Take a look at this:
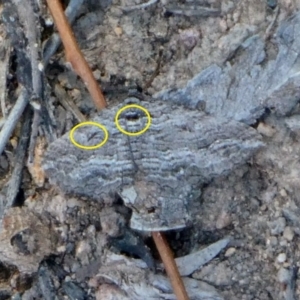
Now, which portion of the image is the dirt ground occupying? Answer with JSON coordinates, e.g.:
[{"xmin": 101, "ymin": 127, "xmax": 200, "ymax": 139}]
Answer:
[{"xmin": 2, "ymin": 0, "xmax": 300, "ymax": 299}]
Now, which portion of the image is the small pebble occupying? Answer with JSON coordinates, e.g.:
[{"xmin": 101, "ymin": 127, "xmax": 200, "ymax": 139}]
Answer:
[
  {"xmin": 279, "ymin": 239, "xmax": 288, "ymax": 247},
  {"xmin": 279, "ymin": 189, "xmax": 287, "ymax": 197},
  {"xmin": 57, "ymin": 245, "xmax": 66, "ymax": 253},
  {"xmin": 266, "ymin": 236, "xmax": 278, "ymax": 246},
  {"xmin": 114, "ymin": 26, "xmax": 123, "ymax": 37},
  {"xmin": 268, "ymin": 217, "xmax": 286, "ymax": 235},
  {"xmin": 76, "ymin": 240, "xmax": 91, "ymax": 265},
  {"xmin": 260, "ymin": 204, "xmax": 267, "ymax": 211},
  {"xmin": 93, "ymin": 69, "xmax": 102, "ymax": 80},
  {"xmin": 257, "ymin": 122, "xmax": 276, "ymax": 137},
  {"xmin": 11, "ymin": 294, "xmax": 22, "ymax": 300},
  {"xmin": 62, "ymin": 281, "xmax": 87, "ymax": 300},
  {"xmin": 88, "ymin": 278, "xmax": 98, "ymax": 288},
  {"xmin": 283, "ymin": 226, "xmax": 294, "ymax": 241},
  {"xmin": 216, "ymin": 211, "xmax": 232, "ymax": 229},
  {"xmin": 44, "ymin": 17, "xmax": 53, "ymax": 26},
  {"xmin": 277, "ymin": 253, "xmax": 287, "ymax": 263},
  {"xmin": 70, "ymin": 262, "xmax": 80, "ymax": 273},
  {"xmin": 225, "ymin": 247, "xmax": 236, "ymax": 257}
]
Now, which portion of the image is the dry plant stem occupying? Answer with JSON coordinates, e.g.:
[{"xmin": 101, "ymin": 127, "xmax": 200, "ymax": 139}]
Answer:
[
  {"xmin": 14, "ymin": 0, "xmax": 43, "ymax": 98},
  {"xmin": 121, "ymin": 0, "xmax": 159, "ymax": 11},
  {"xmin": 54, "ymin": 84, "xmax": 86, "ymax": 122},
  {"xmin": 152, "ymin": 231, "xmax": 189, "ymax": 300},
  {"xmin": 43, "ymin": 0, "xmax": 84, "ymax": 66},
  {"xmin": 166, "ymin": 6, "xmax": 220, "ymax": 17},
  {"xmin": 45, "ymin": 0, "xmax": 107, "ymax": 110},
  {"xmin": 0, "ymin": 88, "xmax": 29, "ymax": 156},
  {"xmin": 5, "ymin": 107, "xmax": 32, "ymax": 211},
  {"xmin": 27, "ymin": 104, "xmax": 41, "ymax": 164},
  {"xmin": 0, "ymin": 39, "xmax": 11, "ymax": 119},
  {"xmin": 264, "ymin": 5, "xmax": 279, "ymax": 40}
]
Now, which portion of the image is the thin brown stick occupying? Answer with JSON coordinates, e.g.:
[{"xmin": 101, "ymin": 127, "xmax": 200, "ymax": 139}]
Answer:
[
  {"xmin": 152, "ymin": 231, "xmax": 189, "ymax": 300},
  {"xmin": 45, "ymin": 0, "xmax": 107, "ymax": 110},
  {"xmin": 46, "ymin": 2, "xmax": 186, "ymax": 299}
]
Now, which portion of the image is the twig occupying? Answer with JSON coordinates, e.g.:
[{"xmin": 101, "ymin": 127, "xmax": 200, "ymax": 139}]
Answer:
[
  {"xmin": 27, "ymin": 101, "xmax": 42, "ymax": 164},
  {"xmin": 0, "ymin": 88, "xmax": 29, "ymax": 156},
  {"xmin": 143, "ymin": 47, "xmax": 163, "ymax": 90},
  {"xmin": 13, "ymin": 0, "xmax": 43, "ymax": 99},
  {"xmin": 11, "ymin": 0, "xmax": 56, "ymax": 163},
  {"xmin": 54, "ymin": 84, "xmax": 86, "ymax": 122},
  {"xmin": 45, "ymin": 0, "xmax": 107, "ymax": 110},
  {"xmin": 152, "ymin": 231, "xmax": 189, "ymax": 300},
  {"xmin": 44, "ymin": 2, "xmax": 186, "ymax": 299},
  {"xmin": 0, "ymin": 39, "xmax": 11, "ymax": 119},
  {"xmin": 43, "ymin": 0, "xmax": 84, "ymax": 66},
  {"xmin": 166, "ymin": 6, "xmax": 221, "ymax": 17},
  {"xmin": 173, "ymin": 237, "xmax": 230, "ymax": 276},
  {"xmin": 5, "ymin": 107, "xmax": 32, "ymax": 210},
  {"xmin": 121, "ymin": 0, "xmax": 159, "ymax": 11},
  {"xmin": 264, "ymin": 5, "xmax": 279, "ymax": 40}
]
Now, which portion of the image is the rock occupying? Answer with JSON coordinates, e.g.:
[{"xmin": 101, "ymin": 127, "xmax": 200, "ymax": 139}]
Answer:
[
  {"xmin": 279, "ymin": 189, "xmax": 287, "ymax": 197},
  {"xmin": 0, "ymin": 207, "xmax": 57, "ymax": 274},
  {"xmin": 216, "ymin": 211, "xmax": 232, "ymax": 229},
  {"xmin": 96, "ymin": 284, "xmax": 129, "ymax": 300},
  {"xmin": 224, "ymin": 247, "xmax": 236, "ymax": 257},
  {"xmin": 75, "ymin": 240, "xmax": 91, "ymax": 265},
  {"xmin": 257, "ymin": 122, "xmax": 276, "ymax": 137},
  {"xmin": 277, "ymin": 253, "xmax": 287, "ymax": 263},
  {"xmin": 193, "ymin": 262, "xmax": 234, "ymax": 286},
  {"xmin": 268, "ymin": 217, "xmax": 286, "ymax": 235},
  {"xmin": 283, "ymin": 226, "xmax": 294, "ymax": 241},
  {"xmin": 62, "ymin": 281, "xmax": 88, "ymax": 300}
]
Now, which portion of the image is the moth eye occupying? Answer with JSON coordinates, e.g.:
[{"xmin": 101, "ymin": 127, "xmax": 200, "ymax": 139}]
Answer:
[{"xmin": 125, "ymin": 111, "xmax": 140, "ymax": 121}]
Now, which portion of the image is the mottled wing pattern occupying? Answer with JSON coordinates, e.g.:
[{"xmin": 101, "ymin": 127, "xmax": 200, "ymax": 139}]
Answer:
[
  {"xmin": 43, "ymin": 99, "xmax": 263, "ymax": 230},
  {"xmin": 116, "ymin": 101, "xmax": 263, "ymax": 230},
  {"xmin": 43, "ymin": 105, "xmax": 136, "ymax": 199}
]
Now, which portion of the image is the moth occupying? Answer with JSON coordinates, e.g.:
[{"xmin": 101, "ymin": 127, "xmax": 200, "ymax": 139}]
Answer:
[
  {"xmin": 43, "ymin": 13, "xmax": 300, "ymax": 232},
  {"xmin": 42, "ymin": 98, "xmax": 263, "ymax": 231}
]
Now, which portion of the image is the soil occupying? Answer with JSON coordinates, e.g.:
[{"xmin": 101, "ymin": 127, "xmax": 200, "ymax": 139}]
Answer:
[{"xmin": 1, "ymin": 0, "xmax": 300, "ymax": 299}]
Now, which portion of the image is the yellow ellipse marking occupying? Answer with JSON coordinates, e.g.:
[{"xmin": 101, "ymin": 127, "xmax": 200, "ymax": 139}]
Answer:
[
  {"xmin": 69, "ymin": 121, "xmax": 109, "ymax": 150},
  {"xmin": 115, "ymin": 104, "xmax": 151, "ymax": 136}
]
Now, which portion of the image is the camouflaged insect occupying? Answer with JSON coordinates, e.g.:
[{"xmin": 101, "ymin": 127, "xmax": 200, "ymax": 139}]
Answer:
[
  {"xmin": 42, "ymin": 12, "xmax": 300, "ymax": 231},
  {"xmin": 42, "ymin": 98, "xmax": 263, "ymax": 231}
]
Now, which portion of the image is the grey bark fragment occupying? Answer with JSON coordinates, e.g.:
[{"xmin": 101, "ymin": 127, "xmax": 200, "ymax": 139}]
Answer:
[
  {"xmin": 4, "ymin": 107, "xmax": 32, "ymax": 212},
  {"xmin": 284, "ymin": 115, "xmax": 300, "ymax": 135},
  {"xmin": 155, "ymin": 13, "xmax": 300, "ymax": 125},
  {"xmin": 97, "ymin": 252, "xmax": 224, "ymax": 300},
  {"xmin": 174, "ymin": 238, "xmax": 231, "ymax": 276},
  {"xmin": 0, "ymin": 38, "xmax": 11, "ymax": 120},
  {"xmin": 62, "ymin": 281, "xmax": 88, "ymax": 300},
  {"xmin": 0, "ymin": 89, "xmax": 29, "ymax": 156},
  {"xmin": 37, "ymin": 264, "xmax": 56, "ymax": 300}
]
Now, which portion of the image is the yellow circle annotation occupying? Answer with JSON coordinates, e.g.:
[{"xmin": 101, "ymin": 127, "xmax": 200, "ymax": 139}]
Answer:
[
  {"xmin": 115, "ymin": 104, "xmax": 151, "ymax": 136},
  {"xmin": 69, "ymin": 121, "xmax": 109, "ymax": 150}
]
